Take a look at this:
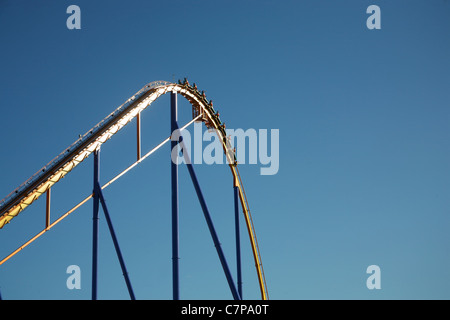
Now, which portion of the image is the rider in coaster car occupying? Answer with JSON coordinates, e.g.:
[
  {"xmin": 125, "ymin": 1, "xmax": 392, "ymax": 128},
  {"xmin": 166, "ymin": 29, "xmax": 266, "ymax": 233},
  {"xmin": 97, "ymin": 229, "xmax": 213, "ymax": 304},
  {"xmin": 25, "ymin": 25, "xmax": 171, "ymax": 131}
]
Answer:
[
  {"xmin": 208, "ymin": 100, "xmax": 215, "ymax": 113},
  {"xmin": 201, "ymin": 91, "xmax": 209, "ymax": 104}
]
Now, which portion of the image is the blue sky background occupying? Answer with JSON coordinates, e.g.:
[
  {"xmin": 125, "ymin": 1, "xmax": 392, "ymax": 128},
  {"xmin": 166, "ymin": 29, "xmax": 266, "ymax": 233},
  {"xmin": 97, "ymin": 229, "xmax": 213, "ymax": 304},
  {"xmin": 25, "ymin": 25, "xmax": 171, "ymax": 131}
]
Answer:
[{"xmin": 0, "ymin": 0, "xmax": 449, "ymax": 300}]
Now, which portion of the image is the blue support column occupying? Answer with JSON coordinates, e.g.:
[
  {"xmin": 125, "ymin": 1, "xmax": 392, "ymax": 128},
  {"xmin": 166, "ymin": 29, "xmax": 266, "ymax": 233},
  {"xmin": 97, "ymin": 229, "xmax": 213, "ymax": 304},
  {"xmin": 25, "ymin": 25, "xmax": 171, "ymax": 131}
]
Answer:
[
  {"xmin": 171, "ymin": 92, "xmax": 180, "ymax": 300},
  {"xmin": 92, "ymin": 147, "xmax": 136, "ymax": 300},
  {"xmin": 92, "ymin": 149, "xmax": 100, "ymax": 300},
  {"xmin": 234, "ymin": 181, "xmax": 243, "ymax": 299},
  {"xmin": 173, "ymin": 121, "xmax": 241, "ymax": 300},
  {"xmin": 97, "ymin": 187, "xmax": 136, "ymax": 300}
]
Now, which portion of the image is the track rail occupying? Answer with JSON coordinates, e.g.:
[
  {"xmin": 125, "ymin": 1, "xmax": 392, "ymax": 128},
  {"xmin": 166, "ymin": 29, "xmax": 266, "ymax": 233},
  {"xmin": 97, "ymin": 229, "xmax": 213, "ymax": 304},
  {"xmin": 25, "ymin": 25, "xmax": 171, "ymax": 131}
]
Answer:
[{"xmin": 0, "ymin": 80, "xmax": 268, "ymax": 299}]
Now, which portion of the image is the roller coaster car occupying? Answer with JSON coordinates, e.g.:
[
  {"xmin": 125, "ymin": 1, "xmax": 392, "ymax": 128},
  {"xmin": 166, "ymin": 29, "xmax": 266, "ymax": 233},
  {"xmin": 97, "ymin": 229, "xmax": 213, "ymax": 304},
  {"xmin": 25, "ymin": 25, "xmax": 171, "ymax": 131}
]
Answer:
[
  {"xmin": 198, "ymin": 90, "xmax": 208, "ymax": 105},
  {"xmin": 204, "ymin": 105, "xmax": 213, "ymax": 116},
  {"xmin": 193, "ymin": 83, "xmax": 198, "ymax": 90}
]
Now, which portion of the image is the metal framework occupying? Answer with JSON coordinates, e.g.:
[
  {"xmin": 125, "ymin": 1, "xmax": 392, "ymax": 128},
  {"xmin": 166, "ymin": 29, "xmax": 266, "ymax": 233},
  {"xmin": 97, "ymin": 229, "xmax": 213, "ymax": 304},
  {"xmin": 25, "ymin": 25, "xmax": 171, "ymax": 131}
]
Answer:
[{"xmin": 0, "ymin": 80, "xmax": 268, "ymax": 300}]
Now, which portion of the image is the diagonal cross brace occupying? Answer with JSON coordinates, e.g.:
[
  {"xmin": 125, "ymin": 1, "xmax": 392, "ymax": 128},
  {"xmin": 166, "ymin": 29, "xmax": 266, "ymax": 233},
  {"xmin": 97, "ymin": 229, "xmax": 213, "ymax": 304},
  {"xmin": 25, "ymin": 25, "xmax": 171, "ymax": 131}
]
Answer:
[
  {"xmin": 92, "ymin": 149, "xmax": 136, "ymax": 300},
  {"xmin": 172, "ymin": 120, "xmax": 241, "ymax": 300}
]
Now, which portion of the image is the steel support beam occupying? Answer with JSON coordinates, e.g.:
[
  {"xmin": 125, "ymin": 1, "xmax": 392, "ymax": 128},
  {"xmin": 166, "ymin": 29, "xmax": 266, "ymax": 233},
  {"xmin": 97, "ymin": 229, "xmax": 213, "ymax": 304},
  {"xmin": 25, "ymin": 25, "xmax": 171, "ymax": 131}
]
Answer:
[
  {"xmin": 97, "ymin": 185, "xmax": 136, "ymax": 300},
  {"xmin": 45, "ymin": 188, "xmax": 51, "ymax": 230},
  {"xmin": 92, "ymin": 147, "xmax": 136, "ymax": 300},
  {"xmin": 171, "ymin": 92, "xmax": 180, "ymax": 300},
  {"xmin": 173, "ymin": 121, "xmax": 241, "ymax": 300},
  {"xmin": 92, "ymin": 149, "xmax": 100, "ymax": 300}
]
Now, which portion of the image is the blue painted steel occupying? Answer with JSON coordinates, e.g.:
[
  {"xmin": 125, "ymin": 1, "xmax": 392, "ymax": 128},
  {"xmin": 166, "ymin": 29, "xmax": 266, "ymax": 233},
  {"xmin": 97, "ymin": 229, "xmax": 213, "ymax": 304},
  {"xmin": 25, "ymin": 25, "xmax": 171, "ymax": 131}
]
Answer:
[
  {"xmin": 92, "ymin": 149, "xmax": 100, "ymax": 300},
  {"xmin": 91, "ymin": 148, "xmax": 136, "ymax": 300},
  {"xmin": 97, "ymin": 187, "xmax": 136, "ymax": 300},
  {"xmin": 234, "ymin": 184, "xmax": 243, "ymax": 298},
  {"xmin": 171, "ymin": 92, "xmax": 180, "ymax": 300},
  {"xmin": 172, "ymin": 121, "xmax": 241, "ymax": 300}
]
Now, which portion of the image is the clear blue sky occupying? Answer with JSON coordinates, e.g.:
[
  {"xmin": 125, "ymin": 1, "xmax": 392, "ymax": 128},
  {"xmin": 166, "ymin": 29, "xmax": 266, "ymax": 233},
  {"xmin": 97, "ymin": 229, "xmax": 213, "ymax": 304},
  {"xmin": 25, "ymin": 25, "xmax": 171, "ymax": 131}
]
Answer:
[{"xmin": 0, "ymin": 0, "xmax": 449, "ymax": 300}]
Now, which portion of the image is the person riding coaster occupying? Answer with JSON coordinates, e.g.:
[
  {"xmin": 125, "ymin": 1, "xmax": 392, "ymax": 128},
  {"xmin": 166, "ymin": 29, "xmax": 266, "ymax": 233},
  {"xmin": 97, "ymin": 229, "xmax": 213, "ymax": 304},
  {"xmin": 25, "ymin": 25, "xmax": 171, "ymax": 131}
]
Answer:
[{"xmin": 207, "ymin": 100, "xmax": 215, "ymax": 113}]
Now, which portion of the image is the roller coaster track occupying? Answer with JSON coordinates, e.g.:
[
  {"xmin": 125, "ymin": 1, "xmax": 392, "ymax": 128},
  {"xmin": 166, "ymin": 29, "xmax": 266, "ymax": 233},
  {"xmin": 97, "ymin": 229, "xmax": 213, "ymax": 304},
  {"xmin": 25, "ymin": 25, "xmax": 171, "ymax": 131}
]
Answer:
[{"xmin": 0, "ymin": 80, "xmax": 268, "ymax": 300}]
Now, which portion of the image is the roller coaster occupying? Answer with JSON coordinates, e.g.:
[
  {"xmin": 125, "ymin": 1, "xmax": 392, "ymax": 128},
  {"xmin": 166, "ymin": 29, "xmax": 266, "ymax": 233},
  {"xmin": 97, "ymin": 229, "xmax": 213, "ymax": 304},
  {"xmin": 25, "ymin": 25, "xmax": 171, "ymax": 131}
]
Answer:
[{"xmin": 0, "ymin": 80, "xmax": 268, "ymax": 300}]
